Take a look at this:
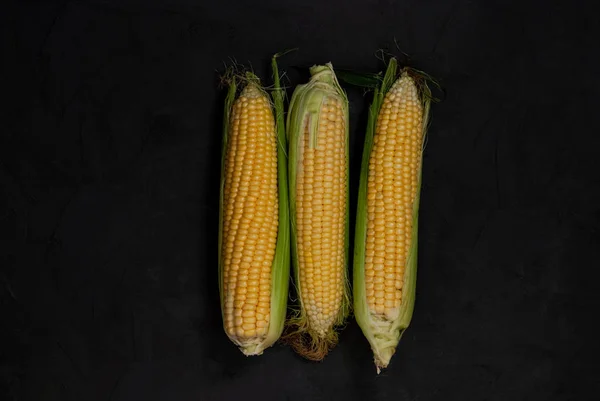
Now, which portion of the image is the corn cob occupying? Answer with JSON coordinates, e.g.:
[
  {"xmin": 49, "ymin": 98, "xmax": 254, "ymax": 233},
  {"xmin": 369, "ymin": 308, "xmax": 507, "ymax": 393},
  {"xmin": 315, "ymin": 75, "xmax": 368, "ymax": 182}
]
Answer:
[
  {"xmin": 354, "ymin": 58, "xmax": 432, "ymax": 371},
  {"xmin": 218, "ymin": 59, "xmax": 290, "ymax": 356},
  {"xmin": 286, "ymin": 63, "xmax": 350, "ymax": 360}
]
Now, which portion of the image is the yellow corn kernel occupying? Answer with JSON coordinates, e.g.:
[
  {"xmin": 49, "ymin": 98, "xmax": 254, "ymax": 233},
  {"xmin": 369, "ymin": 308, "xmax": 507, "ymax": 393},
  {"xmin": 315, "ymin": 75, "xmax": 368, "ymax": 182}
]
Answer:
[
  {"xmin": 296, "ymin": 95, "xmax": 347, "ymax": 337},
  {"xmin": 286, "ymin": 63, "xmax": 350, "ymax": 361},
  {"xmin": 354, "ymin": 58, "xmax": 433, "ymax": 372},
  {"xmin": 222, "ymin": 82, "xmax": 278, "ymax": 343},
  {"xmin": 364, "ymin": 73, "xmax": 423, "ymax": 320}
]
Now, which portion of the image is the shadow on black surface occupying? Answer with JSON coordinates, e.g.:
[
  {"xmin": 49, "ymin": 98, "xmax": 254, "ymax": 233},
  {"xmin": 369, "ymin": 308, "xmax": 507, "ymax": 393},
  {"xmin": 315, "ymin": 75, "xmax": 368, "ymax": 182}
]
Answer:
[
  {"xmin": 197, "ymin": 71, "xmax": 238, "ymax": 368},
  {"xmin": 343, "ymin": 81, "xmax": 379, "ymax": 400}
]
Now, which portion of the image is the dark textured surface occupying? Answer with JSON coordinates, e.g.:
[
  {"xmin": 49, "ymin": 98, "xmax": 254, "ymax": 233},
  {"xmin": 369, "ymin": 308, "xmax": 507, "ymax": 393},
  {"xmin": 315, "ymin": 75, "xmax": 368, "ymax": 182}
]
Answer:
[{"xmin": 2, "ymin": 0, "xmax": 600, "ymax": 400}]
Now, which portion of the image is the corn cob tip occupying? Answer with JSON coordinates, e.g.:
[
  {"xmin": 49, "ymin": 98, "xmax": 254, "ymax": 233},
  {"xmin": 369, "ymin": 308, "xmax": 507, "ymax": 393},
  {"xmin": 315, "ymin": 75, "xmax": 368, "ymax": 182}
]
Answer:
[
  {"xmin": 373, "ymin": 345, "xmax": 396, "ymax": 373},
  {"xmin": 237, "ymin": 341, "xmax": 266, "ymax": 357},
  {"xmin": 359, "ymin": 316, "xmax": 408, "ymax": 372},
  {"xmin": 307, "ymin": 62, "xmax": 336, "ymax": 84}
]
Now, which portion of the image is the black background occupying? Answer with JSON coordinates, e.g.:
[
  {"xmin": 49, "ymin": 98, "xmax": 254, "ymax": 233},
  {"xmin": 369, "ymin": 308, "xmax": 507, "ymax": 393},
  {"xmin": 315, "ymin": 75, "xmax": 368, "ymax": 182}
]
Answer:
[{"xmin": 3, "ymin": 0, "xmax": 600, "ymax": 400}]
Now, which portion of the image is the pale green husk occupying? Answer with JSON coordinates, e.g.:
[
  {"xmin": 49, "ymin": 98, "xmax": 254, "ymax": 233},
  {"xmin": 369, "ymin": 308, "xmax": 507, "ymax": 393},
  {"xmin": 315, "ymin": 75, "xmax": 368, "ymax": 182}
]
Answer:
[
  {"xmin": 217, "ymin": 58, "xmax": 290, "ymax": 356},
  {"xmin": 285, "ymin": 63, "xmax": 351, "ymax": 360},
  {"xmin": 353, "ymin": 58, "xmax": 432, "ymax": 372}
]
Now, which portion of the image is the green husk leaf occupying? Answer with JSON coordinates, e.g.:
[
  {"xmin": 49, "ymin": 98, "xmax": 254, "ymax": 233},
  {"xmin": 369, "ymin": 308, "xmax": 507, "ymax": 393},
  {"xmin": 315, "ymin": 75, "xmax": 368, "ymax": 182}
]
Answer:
[
  {"xmin": 217, "ymin": 61, "xmax": 290, "ymax": 356},
  {"xmin": 353, "ymin": 58, "xmax": 432, "ymax": 372},
  {"xmin": 261, "ymin": 53, "xmax": 292, "ymax": 354},
  {"xmin": 285, "ymin": 63, "xmax": 351, "ymax": 361},
  {"xmin": 218, "ymin": 73, "xmax": 237, "ymax": 316},
  {"xmin": 335, "ymin": 69, "xmax": 382, "ymax": 89}
]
